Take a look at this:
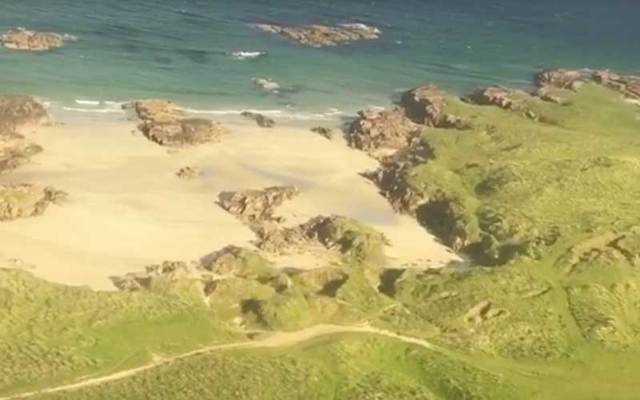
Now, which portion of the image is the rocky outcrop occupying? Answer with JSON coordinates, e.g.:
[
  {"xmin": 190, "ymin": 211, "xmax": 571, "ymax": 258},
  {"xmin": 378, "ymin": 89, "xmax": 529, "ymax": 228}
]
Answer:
[
  {"xmin": 256, "ymin": 215, "xmax": 388, "ymax": 265},
  {"xmin": 347, "ymin": 107, "xmax": 419, "ymax": 159},
  {"xmin": 535, "ymin": 69, "xmax": 586, "ymax": 90},
  {"xmin": 534, "ymin": 85, "xmax": 574, "ymax": 105},
  {"xmin": 129, "ymin": 99, "xmax": 186, "ymax": 123},
  {"xmin": 254, "ymin": 23, "xmax": 381, "ymax": 47},
  {"xmin": 0, "ymin": 184, "xmax": 66, "ymax": 221},
  {"xmin": 0, "ymin": 95, "xmax": 49, "ymax": 174},
  {"xmin": 128, "ymin": 99, "xmax": 225, "ymax": 146},
  {"xmin": 470, "ymin": 86, "xmax": 539, "ymax": 118},
  {"xmin": 241, "ymin": 111, "xmax": 275, "ymax": 128},
  {"xmin": 1, "ymin": 28, "xmax": 76, "ymax": 51},
  {"xmin": 217, "ymin": 186, "xmax": 298, "ymax": 227},
  {"xmin": 0, "ymin": 95, "xmax": 50, "ymax": 130},
  {"xmin": 111, "ymin": 246, "xmax": 276, "ymax": 292},
  {"xmin": 592, "ymin": 70, "xmax": 640, "ymax": 99},
  {"xmin": 400, "ymin": 85, "xmax": 465, "ymax": 128}
]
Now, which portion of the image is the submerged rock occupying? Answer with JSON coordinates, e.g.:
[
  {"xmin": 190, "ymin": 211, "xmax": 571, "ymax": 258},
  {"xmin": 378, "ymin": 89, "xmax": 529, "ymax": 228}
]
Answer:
[
  {"xmin": 128, "ymin": 99, "xmax": 225, "ymax": 146},
  {"xmin": 241, "ymin": 111, "xmax": 275, "ymax": 128},
  {"xmin": 347, "ymin": 107, "xmax": 419, "ymax": 159},
  {"xmin": 0, "ymin": 184, "xmax": 66, "ymax": 221},
  {"xmin": 217, "ymin": 186, "xmax": 299, "ymax": 226},
  {"xmin": 254, "ymin": 23, "xmax": 381, "ymax": 47},
  {"xmin": 1, "ymin": 28, "xmax": 75, "ymax": 51},
  {"xmin": 253, "ymin": 78, "xmax": 281, "ymax": 93}
]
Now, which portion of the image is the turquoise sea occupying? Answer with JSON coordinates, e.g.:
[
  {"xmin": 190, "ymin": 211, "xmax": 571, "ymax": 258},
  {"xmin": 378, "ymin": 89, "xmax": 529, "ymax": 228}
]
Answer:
[{"xmin": 1, "ymin": 0, "xmax": 639, "ymax": 118}]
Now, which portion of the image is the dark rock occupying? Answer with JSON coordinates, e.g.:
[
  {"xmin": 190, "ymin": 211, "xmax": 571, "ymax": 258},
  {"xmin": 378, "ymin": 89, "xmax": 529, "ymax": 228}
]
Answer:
[
  {"xmin": 241, "ymin": 111, "xmax": 275, "ymax": 128},
  {"xmin": 310, "ymin": 126, "xmax": 333, "ymax": 140}
]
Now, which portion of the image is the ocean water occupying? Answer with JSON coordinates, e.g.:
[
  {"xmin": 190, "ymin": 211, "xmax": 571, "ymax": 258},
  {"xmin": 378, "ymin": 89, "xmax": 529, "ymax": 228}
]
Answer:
[{"xmin": 0, "ymin": 0, "xmax": 638, "ymax": 118}]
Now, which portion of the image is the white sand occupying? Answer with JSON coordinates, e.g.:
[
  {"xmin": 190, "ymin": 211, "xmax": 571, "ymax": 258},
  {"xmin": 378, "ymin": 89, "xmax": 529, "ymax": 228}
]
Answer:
[{"xmin": 0, "ymin": 115, "xmax": 458, "ymax": 290}]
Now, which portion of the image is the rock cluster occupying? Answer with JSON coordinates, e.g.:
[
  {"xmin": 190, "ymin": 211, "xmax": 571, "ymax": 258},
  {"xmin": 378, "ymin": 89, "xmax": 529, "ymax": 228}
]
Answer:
[
  {"xmin": 0, "ymin": 184, "xmax": 66, "ymax": 221},
  {"xmin": 536, "ymin": 68, "xmax": 640, "ymax": 100},
  {"xmin": 111, "ymin": 246, "xmax": 271, "ymax": 292},
  {"xmin": 241, "ymin": 111, "xmax": 275, "ymax": 128},
  {"xmin": 0, "ymin": 95, "xmax": 49, "ymax": 174},
  {"xmin": 347, "ymin": 107, "xmax": 419, "ymax": 159},
  {"xmin": 254, "ymin": 23, "xmax": 381, "ymax": 47},
  {"xmin": 217, "ymin": 186, "xmax": 299, "ymax": 227},
  {"xmin": 128, "ymin": 99, "xmax": 226, "ymax": 146},
  {"xmin": 1, "ymin": 28, "xmax": 75, "ymax": 51}
]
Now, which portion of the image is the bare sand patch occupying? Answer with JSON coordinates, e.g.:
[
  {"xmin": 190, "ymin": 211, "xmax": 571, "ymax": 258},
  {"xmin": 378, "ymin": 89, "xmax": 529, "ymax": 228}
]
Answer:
[{"xmin": 0, "ymin": 115, "xmax": 458, "ymax": 289}]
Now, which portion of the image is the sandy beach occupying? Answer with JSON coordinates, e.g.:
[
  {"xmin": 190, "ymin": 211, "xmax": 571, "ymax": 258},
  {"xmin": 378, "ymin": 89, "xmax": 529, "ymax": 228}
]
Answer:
[{"xmin": 0, "ymin": 112, "xmax": 458, "ymax": 290}]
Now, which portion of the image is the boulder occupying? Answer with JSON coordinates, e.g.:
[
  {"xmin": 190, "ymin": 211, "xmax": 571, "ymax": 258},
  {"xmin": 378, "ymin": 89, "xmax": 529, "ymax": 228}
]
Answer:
[
  {"xmin": 241, "ymin": 111, "xmax": 275, "ymax": 128},
  {"xmin": 128, "ymin": 99, "xmax": 225, "ymax": 146},
  {"xmin": 1, "ymin": 28, "xmax": 75, "ymax": 51},
  {"xmin": 0, "ymin": 184, "xmax": 66, "ymax": 221},
  {"xmin": 217, "ymin": 186, "xmax": 298, "ymax": 226},
  {"xmin": 254, "ymin": 23, "xmax": 381, "ymax": 48},
  {"xmin": 347, "ymin": 107, "xmax": 419, "ymax": 159}
]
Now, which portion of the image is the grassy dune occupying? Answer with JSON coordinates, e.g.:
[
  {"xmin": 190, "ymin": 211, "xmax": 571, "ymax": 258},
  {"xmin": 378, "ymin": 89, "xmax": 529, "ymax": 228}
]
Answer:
[{"xmin": 2, "ymin": 83, "xmax": 640, "ymax": 399}]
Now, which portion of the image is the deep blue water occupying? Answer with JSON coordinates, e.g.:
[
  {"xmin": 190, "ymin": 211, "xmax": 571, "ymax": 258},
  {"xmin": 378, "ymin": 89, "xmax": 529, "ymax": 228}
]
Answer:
[{"xmin": 0, "ymin": 0, "xmax": 639, "ymax": 118}]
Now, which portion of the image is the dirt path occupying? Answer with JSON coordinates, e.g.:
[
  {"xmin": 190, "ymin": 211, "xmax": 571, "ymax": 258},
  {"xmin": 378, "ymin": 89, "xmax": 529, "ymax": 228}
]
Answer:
[{"xmin": 2, "ymin": 324, "xmax": 435, "ymax": 399}]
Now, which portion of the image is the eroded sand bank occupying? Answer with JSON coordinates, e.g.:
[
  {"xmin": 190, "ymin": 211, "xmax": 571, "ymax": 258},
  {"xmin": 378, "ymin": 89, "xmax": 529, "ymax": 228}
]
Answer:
[{"xmin": 0, "ymin": 115, "xmax": 458, "ymax": 289}]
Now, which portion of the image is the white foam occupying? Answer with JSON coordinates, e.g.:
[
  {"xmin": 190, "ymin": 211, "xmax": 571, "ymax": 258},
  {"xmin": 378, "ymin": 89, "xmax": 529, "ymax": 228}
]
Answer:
[
  {"xmin": 74, "ymin": 99, "xmax": 101, "ymax": 106},
  {"xmin": 231, "ymin": 51, "xmax": 267, "ymax": 60},
  {"xmin": 62, "ymin": 106, "xmax": 123, "ymax": 114},
  {"xmin": 340, "ymin": 23, "xmax": 382, "ymax": 34}
]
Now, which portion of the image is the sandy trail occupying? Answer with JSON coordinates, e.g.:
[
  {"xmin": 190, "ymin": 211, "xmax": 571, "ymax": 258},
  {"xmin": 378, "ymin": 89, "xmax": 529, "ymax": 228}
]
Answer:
[
  {"xmin": 0, "ymin": 114, "xmax": 458, "ymax": 289},
  {"xmin": 0, "ymin": 324, "xmax": 436, "ymax": 399}
]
